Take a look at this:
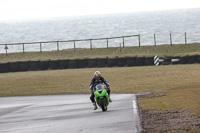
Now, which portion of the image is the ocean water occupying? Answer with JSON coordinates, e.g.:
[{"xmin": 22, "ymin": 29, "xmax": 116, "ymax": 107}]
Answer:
[{"xmin": 0, "ymin": 8, "xmax": 200, "ymax": 53}]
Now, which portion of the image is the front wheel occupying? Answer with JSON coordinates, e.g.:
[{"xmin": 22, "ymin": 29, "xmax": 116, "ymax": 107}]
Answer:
[{"xmin": 99, "ymin": 97, "xmax": 107, "ymax": 111}]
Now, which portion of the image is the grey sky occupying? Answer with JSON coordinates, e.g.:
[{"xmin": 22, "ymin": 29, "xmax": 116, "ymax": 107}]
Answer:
[{"xmin": 0, "ymin": 0, "xmax": 200, "ymax": 21}]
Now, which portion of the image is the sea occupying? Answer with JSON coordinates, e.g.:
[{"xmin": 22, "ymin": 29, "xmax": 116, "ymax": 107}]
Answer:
[{"xmin": 0, "ymin": 8, "xmax": 200, "ymax": 53}]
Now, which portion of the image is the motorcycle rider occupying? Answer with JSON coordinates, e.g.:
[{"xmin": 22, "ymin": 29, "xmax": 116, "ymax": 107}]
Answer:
[{"xmin": 90, "ymin": 71, "xmax": 112, "ymax": 110}]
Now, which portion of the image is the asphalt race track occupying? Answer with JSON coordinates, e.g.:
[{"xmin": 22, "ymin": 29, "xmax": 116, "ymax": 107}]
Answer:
[{"xmin": 0, "ymin": 94, "xmax": 141, "ymax": 133}]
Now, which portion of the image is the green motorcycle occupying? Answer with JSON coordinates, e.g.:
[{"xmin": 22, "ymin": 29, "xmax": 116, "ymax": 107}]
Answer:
[{"xmin": 94, "ymin": 84, "xmax": 109, "ymax": 111}]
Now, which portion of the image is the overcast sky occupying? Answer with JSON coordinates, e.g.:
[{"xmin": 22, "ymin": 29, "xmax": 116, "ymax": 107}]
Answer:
[{"xmin": 0, "ymin": 0, "xmax": 200, "ymax": 21}]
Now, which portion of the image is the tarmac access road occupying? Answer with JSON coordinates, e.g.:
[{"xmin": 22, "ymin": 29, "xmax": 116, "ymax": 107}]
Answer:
[{"xmin": 0, "ymin": 94, "xmax": 142, "ymax": 133}]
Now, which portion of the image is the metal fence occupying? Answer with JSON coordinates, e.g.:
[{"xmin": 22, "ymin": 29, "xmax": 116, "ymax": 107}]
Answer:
[
  {"xmin": 0, "ymin": 32, "xmax": 198, "ymax": 55},
  {"xmin": 0, "ymin": 35, "xmax": 140, "ymax": 55},
  {"xmin": 153, "ymin": 32, "xmax": 188, "ymax": 46}
]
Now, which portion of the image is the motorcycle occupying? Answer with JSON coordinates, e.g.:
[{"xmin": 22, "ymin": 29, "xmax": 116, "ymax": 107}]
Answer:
[{"xmin": 94, "ymin": 84, "xmax": 109, "ymax": 111}]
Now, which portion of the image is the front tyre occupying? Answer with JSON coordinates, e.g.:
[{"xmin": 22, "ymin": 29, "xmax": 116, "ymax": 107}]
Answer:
[{"xmin": 99, "ymin": 97, "xmax": 107, "ymax": 111}]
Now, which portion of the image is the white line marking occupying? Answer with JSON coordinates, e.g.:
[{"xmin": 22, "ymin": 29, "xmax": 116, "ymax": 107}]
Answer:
[{"xmin": 132, "ymin": 94, "xmax": 142, "ymax": 133}]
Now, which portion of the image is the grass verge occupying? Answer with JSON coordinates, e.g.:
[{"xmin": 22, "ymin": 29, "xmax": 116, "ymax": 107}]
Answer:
[
  {"xmin": 0, "ymin": 43, "xmax": 200, "ymax": 63},
  {"xmin": 0, "ymin": 64, "xmax": 199, "ymax": 115},
  {"xmin": 1, "ymin": 43, "xmax": 200, "ymax": 132}
]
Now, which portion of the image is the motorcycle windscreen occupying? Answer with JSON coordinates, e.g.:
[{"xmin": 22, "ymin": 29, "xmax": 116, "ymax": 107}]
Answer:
[{"xmin": 95, "ymin": 84, "xmax": 105, "ymax": 90}]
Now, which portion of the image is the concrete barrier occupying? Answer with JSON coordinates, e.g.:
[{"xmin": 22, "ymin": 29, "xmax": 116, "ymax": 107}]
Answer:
[
  {"xmin": 171, "ymin": 56, "xmax": 180, "ymax": 65},
  {"xmin": 145, "ymin": 56, "xmax": 154, "ymax": 66},
  {"xmin": 0, "ymin": 63, "xmax": 10, "ymax": 73},
  {"xmin": 180, "ymin": 55, "xmax": 188, "ymax": 64},
  {"xmin": 9, "ymin": 62, "xmax": 20, "ymax": 72},
  {"xmin": 158, "ymin": 57, "xmax": 164, "ymax": 65},
  {"xmin": 0, "ymin": 55, "xmax": 199, "ymax": 73},
  {"xmin": 68, "ymin": 59, "xmax": 78, "ymax": 69},
  {"xmin": 19, "ymin": 61, "xmax": 30, "ymax": 71},
  {"xmin": 30, "ymin": 61, "xmax": 40, "ymax": 71},
  {"xmin": 163, "ymin": 56, "xmax": 172, "ymax": 65},
  {"xmin": 59, "ymin": 60, "xmax": 68, "ymax": 69},
  {"xmin": 107, "ymin": 57, "xmax": 118, "ymax": 67},
  {"xmin": 117, "ymin": 57, "xmax": 127, "ymax": 67},
  {"xmin": 97, "ymin": 58, "xmax": 107, "ymax": 67},
  {"xmin": 198, "ymin": 55, "xmax": 200, "ymax": 63},
  {"xmin": 49, "ymin": 60, "xmax": 59, "ymax": 70},
  {"xmin": 78, "ymin": 59, "xmax": 88, "ymax": 68},
  {"xmin": 88, "ymin": 58, "xmax": 97, "ymax": 68},
  {"xmin": 127, "ymin": 56, "xmax": 137, "ymax": 66},
  {"xmin": 136, "ymin": 56, "xmax": 145, "ymax": 66},
  {"xmin": 39, "ymin": 60, "xmax": 50, "ymax": 70},
  {"xmin": 188, "ymin": 54, "xmax": 198, "ymax": 64}
]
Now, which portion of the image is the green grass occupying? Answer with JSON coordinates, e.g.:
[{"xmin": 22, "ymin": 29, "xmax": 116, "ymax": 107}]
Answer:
[
  {"xmin": 0, "ymin": 43, "xmax": 200, "ymax": 63},
  {"xmin": 0, "ymin": 64, "xmax": 200, "ymax": 114}
]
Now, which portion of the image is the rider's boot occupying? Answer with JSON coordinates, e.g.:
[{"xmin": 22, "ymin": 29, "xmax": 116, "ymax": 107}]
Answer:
[
  {"xmin": 109, "ymin": 95, "xmax": 112, "ymax": 103},
  {"xmin": 93, "ymin": 102, "xmax": 97, "ymax": 110}
]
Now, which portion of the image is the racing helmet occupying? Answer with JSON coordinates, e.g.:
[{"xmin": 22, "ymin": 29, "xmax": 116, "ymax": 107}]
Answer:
[{"xmin": 94, "ymin": 71, "xmax": 101, "ymax": 79}]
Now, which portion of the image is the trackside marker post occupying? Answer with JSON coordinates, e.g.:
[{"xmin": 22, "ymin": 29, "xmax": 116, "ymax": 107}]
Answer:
[{"xmin": 154, "ymin": 55, "xmax": 159, "ymax": 66}]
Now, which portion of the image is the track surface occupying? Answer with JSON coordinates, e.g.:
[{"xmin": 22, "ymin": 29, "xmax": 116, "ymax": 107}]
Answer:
[{"xmin": 0, "ymin": 94, "xmax": 141, "ymax": 133}]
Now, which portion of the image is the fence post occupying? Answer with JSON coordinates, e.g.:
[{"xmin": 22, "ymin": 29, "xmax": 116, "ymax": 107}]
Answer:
[
  {"xmin": 107, "ymin": 38, "xmax": 109, "ymax": 49},
  {"xmin": 40, "ymin": 43, "xmax": 42, "ymax": 53},
  {"xmin": 170, "ymin": 33, "xmax": 172, "ymax": 46},
  {"xmin": 4, "ymin": 45, "xmax": 8, "ymax": 55},
  {"xmin": 138, "ymin": 34, "xmax": 141, "ymax": 47},
  {"xmin": 74, "ymin": 41, "xmax": 76, "ymax": 51},
  {"xmin": 120, "ymin": 43, "xmax": 122, "ymax": 52},
  {"xmin": 23, "ymin": 43, "xmax": 25, "ymax": 54},
  {"xmin": 122, "ymin": 36, "xmax": 125, "ymax": 48},
  {"xmin": 57, "ymin": 41, "xmax": 59, "ymax": 51},
  {"xmin": 185, "ymin": 32, "xmax": 187, "ymax": 44},
  {"xmin": 154, "ymin": 34, "xmax": 157, "ymax": 46},
  {"xmin": 90, "ymin": 40, "xmax": 92, "ymax": 50}
]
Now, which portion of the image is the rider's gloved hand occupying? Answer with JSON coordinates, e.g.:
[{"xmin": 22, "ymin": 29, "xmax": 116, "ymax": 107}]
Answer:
[
  {"xmin": 107, "ymin": 86, "xmax": 110, "ymax": 90},
  {"xmin": 91, "ymin": 86, "xmax": 95, "ymax": 93}
]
